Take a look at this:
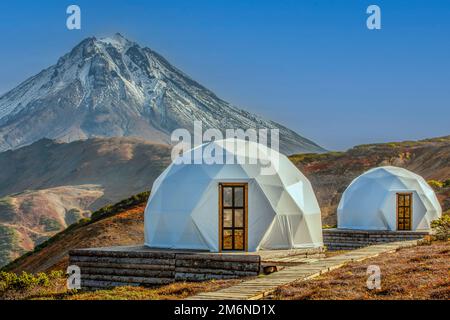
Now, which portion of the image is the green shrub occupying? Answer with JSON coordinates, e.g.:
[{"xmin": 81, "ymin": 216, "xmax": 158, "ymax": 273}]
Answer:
[
  {"xmin": 49, "ymin": 270, "xmax": 64, "ymax": 279},
  {"xmin": 289, "ymin": 152, "xmax": 344, "ymax": 164},
  {"xmin": 0, "ymin": 271, "xmax": 51, "ymax": 291},
  {"xmin": 90, "ymin": 191, "xmax": 150, "ymax": 221},
  {"xmin": 387, "ymin": 143, "xmax": 398, "ymax": 148},
  {"xmin": 65, "ymin": 209, "xmax": 83, "ymax": 226},
  {"xmin": 39, "ymin": 216, "xmax": 62, "ymax": 232},
  {"xmin": 0, "ymin": 197, "xmax": 15, "ymax": 222},
  {"xmin": 427, "ymin": 180, "xmax": 443, "ymax": 189},
  {"xmin": 0, "ymin": 226, "xmax": 21, "ymax": 267},
  {"xmin": 443, "ymin": 179, "xmax": 450, "ymax": 188},
  {"xmin": 431, "ymin": 215, "xmax": 450, "ymax": 241}
]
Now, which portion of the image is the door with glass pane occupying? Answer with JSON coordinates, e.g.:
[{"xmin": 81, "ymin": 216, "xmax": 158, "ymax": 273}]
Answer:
[
  {"xmin": 219, "ymin": 183, "xmax": 248, "ymax": 251},
  {"xmin": 397, "ymin": 193, "xmax": 412, "ymax": 230}
]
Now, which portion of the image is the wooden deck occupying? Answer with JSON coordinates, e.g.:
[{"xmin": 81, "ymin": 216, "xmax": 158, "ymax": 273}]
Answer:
[{"xmin": 186, "ymin": 240, "xmax": 420, "ymax": 300}]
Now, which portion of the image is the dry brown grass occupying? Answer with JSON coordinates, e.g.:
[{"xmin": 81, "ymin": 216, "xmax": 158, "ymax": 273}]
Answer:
[
  {"xmin": 65, "ymin": 280, "xmax": 242, "ymax": 300},
  {"xmin": 1, "ymin": 277, "xmax": 243, "ymax": 300},
  {"xmin": 269, "ymin": 241, "xmax": 450, "ymax": 300}
]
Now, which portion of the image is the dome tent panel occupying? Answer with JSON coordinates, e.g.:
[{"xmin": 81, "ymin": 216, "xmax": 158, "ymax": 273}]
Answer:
[
  {"xmin": 194, "ymin": 162, "xmax": 224, "ymax": 179},
  {"xmin": 254, "ymin": 183, "xmax": 285, "ymax": 209},
  {"xmin": 188, "ymin": 180, "xmax": 221, "ymax": 251},
  {"xmin": 259, "ymin": 214, "xmax": 321, "ymax": 249},
  {"xmin": 174, "ymin": 218, "xmax": 210, "ymax": 250},
  {"xmin": 211, "ymin": 163, "xmax": 250, "ymax": 180},
  {"xmin": 338, "ymin": 178, "xmax": 389, "ymax": 230},
  {"xmin": 258, "ymin": 216, "xmax": 292, "ymax": 250},
  {"xmin": 254, "ymin": 170, "xmax": 285, "ymax": 187},
  {"xmin": 286, "ymin": 181, "xmax": 306, "ymax": 209},
  {"xmin": 239, "ymin": 162, "xmax": 263, "ymax": 178},
  {"xmin": 246, "ymin": 180, "xmax": 279, "ymax": 251},
  {"xmin": 293, "ymin": 214, "xmax": 323, "ymax": 247},
  {"xmin": 276, "ymin": 155, "xmax": 309, "ymax": 187},
  {"xmin": 162, "ymin": 162, "xmax": 213, "ymax": 184},
  {"xmin": 272, "ymin": 189, "xmax": 307, "ymax": 216},
  {"xmin": 287, "ymin": 180, "xmax": 321, "ymax": 215},
  {"xmin": 410, "ymin": 192, "xmax": 429, "ymax": 230},
  {"xmin": 149, "ymin": 178, "xmax": 210, "ymax": 212},
  {"xmin": 146, "ymin": 211, "xmax": 178, "ymax": 248},
  {"xmin": 144, "ymin": 164, "xmax": 215, "ymax": 249}
]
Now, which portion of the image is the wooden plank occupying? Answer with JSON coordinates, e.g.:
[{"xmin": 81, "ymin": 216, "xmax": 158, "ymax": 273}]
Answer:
[
  {"xmin": 175, "ymin": 267, "xmax": 257, "ymax": 277},
  {"xmin": 175, "ymin": 259, "xmax": 260, "ymax": 272},
  {"xmin": 81, "ymin": 280, "xmax": 142, "ymax": 289},
  {"xmin": 81, "ymin": 274, "xmax": 174, "ymax": 285},
  {"xmin": 175, "ymin": 253, "xmax": 260, "ymax": 263},
  {"xmin": 80, "ymin": 267, "xmax": 174, "ymax": 278},
  {"xmin": 74, "ymin": 261, "xmax": 176, "ymax": 271},
  {"xmin": 70, "ymin": 255, "xmax": 176, "ymax": 265},
  {"xmin": 70, "ymin": 249, "xmax": 176, "ymax": 259},
  {"xmin": 175, "ymin": 272, "xmax": 240, "ymax": 281}
]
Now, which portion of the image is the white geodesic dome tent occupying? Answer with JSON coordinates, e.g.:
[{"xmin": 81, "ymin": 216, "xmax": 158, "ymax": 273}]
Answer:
[
  {"xmin": 337, "ymin": 166, "xmax": 442, "ymax": 231},
  {"xmin": 144, "ymin": 138, "xmax": 323, "ymax": 251}
]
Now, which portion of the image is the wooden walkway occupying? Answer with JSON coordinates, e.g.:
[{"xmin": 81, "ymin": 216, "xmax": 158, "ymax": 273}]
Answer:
[{"xmin": 186, "ymin": 240, "xmax": 419, "ymax": 300}]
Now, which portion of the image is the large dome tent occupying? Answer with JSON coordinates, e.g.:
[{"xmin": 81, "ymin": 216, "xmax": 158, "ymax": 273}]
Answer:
[
  {"xmin": 144, "ymin": 138, "xmax": 323, "ymax": 252},
  {"xmin": 337, "ymin": 166, "xmax": 442, "ymax": 231}
]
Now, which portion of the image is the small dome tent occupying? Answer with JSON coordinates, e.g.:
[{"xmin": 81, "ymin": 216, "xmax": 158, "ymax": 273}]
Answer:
[
  {"xmin": 144, "ymin": 138, "xmax": 323, "ymax": 252},
  {"xmin": 337, "ymin": 166, "xmax": 442, "ymax": 231}
]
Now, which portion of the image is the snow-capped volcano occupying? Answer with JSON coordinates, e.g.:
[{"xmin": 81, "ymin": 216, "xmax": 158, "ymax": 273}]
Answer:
[{"xmin": 0, "ymin": 33, "xmax": 325, "ymax": 154}]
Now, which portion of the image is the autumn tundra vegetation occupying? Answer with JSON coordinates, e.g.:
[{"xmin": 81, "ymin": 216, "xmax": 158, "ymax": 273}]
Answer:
[{"xmin": 0, "ymin": 196, "xmax": 448, "ymax": 300}]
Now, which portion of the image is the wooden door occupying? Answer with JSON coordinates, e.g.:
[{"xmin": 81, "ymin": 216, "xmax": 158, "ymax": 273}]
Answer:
[
  {"xmin": 397, "ymin": 193, "xmax": 412, "ymax": 230},
  {"xmin": 219, "ymin": 183, "xmax": 248, "ymax": 251}
]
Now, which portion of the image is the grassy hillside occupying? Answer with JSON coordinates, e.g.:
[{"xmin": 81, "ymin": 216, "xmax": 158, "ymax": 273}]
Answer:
[
  {"xmin": 2, "ymin": 192, "xmax": 150, "ymax": 273},
  {"xmin": 0, "ymin": 186, "xmax": 102, "ymax": 266},
  {"xmin": 0, "ymin": 137, "xmax": 172, "ymax": 267}
]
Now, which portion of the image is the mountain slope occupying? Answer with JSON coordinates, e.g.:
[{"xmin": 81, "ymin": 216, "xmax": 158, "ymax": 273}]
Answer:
[
  {"xmin": 0, "ymin": 137, "xmax": 171, "ymax": 200},
  {"xmin": 0, "ymin": 185, "xmax": 100, "ymax": 266},
  {"xmin": 3, "ymin": 194, "xmax": 148, "ymax": 273},
  {"xmin": 4, "ymin": 136, "xmax": 449, "ymax": 274},
  {"xmin": 0, "ymin": 33, "xmax": 324, "ymax": 155},
  {"xmin": 0, "ymin": 137, "xmax": 171, "ymax": 267}
]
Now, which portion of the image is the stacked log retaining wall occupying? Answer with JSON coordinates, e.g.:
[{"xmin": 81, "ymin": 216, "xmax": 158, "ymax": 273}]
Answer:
[
  {"xmin": 323, "ymin": 229, "xmax": 428, "ymax": 250},
  {"xmin": 69, "ymin": 247, "xmax": 260, "ymax": 290}
]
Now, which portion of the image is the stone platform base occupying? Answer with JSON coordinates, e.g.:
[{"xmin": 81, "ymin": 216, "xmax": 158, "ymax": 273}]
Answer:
[
  {"xmin": 69, "ymin": 246, "xmax": 261, "ymax": 290},
  {"xmin": 69, "ymin": 245, "xmax": 323, "ymax": 290},
  {"xmin": 323, "ymin": 229, "xmax": 429, "ymax": 251}
]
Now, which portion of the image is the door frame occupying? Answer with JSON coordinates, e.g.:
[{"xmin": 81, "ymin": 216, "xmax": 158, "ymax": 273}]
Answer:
[
  {"xmin": 218, "ymin": 183, "xmax": 248, "ymax": 252},
  {"xmin": 396, "ymin": 192, "xmax": 413, "ymax": 231}
]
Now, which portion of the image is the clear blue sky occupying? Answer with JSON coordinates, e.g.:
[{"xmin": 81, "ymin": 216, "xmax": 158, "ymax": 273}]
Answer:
[{"xmin": 0, "ymin": 0, "xmax": 449, "ymax": 150}]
